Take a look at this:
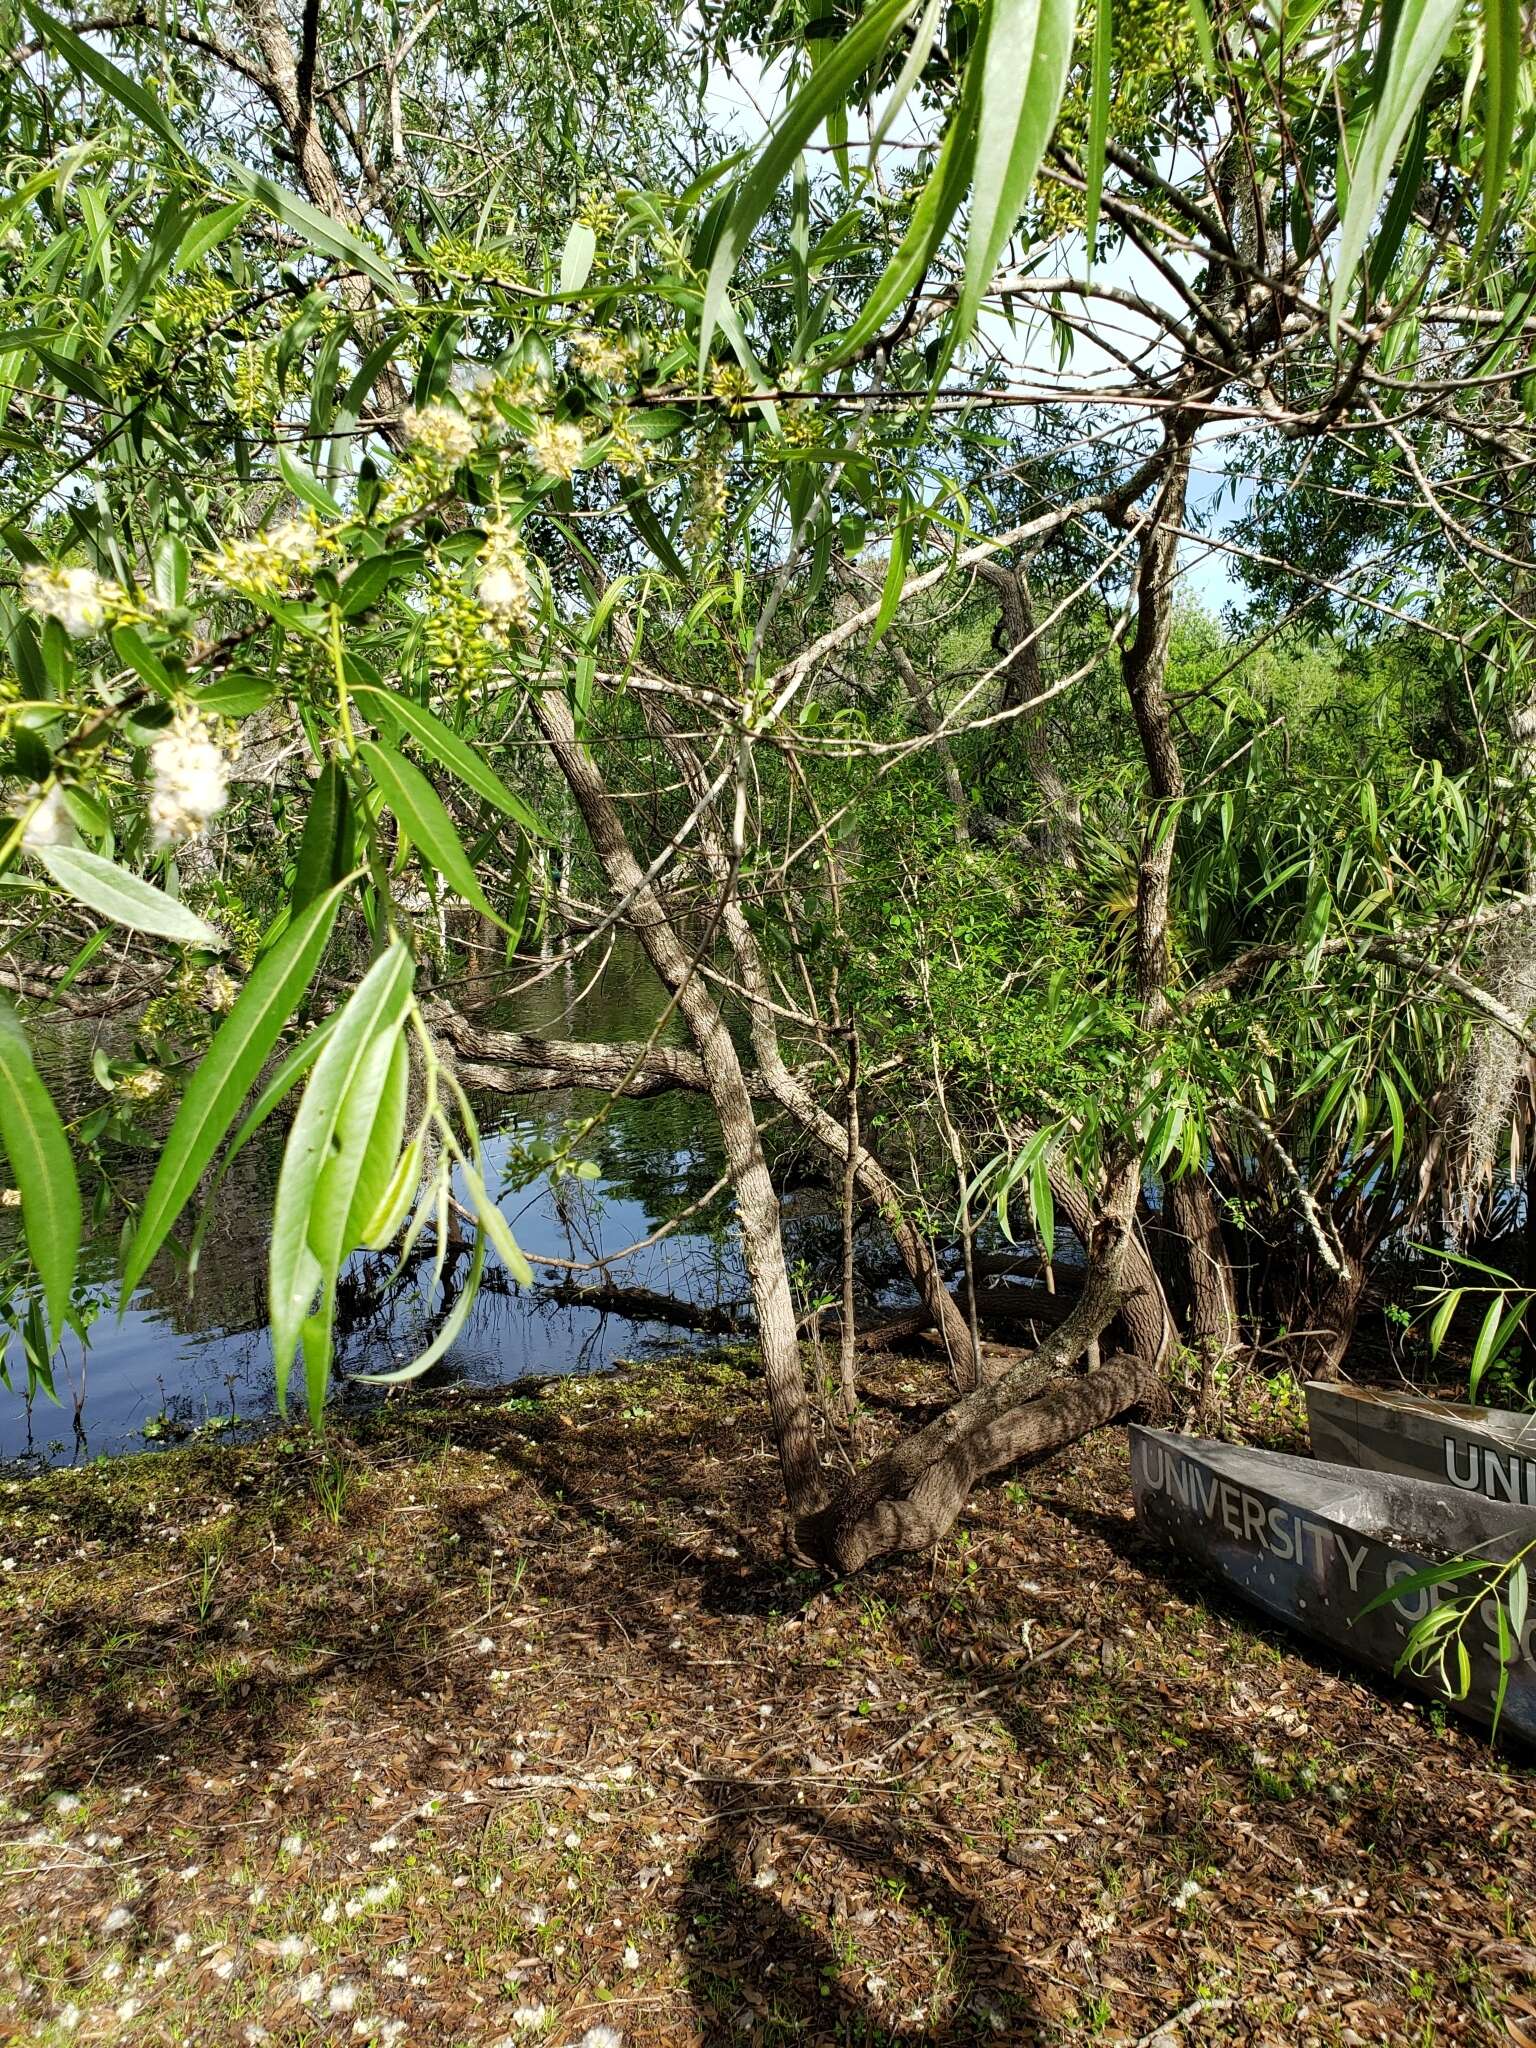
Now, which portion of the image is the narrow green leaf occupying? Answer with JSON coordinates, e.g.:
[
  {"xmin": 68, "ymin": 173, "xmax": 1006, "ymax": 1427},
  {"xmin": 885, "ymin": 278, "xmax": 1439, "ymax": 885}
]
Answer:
[
  {"xmin": 1427, "ymin": 1288, "xmax": 1459, "ymax": 1357},
  {"xmin": 559, "ymin": 220, "xmax": 597, "ymax": 294},
  {"xmin": 0, "ymin": 999, "xmax": 80, "ymax": 1345},
  {"xmin": 460, "ymin": 1160, "xmax": 535, "ymax": 1286},
  {"xmin": 1334, "ymin": 0, "xmax": 1463, "ymax": 325},
  {"xmin": 20, "ymin": 0, "xmax": 187, "ymax": 155},
  {"xmin": 1183, "ymin": 0, "xmax": 1215, "ymax": 73},
  {"xmin": 1357, "ymin": 1556, "xmax": 1487, "ymax": 1618},
  {"xmin": 121, "ymin": 880, "xmax": 350, "ymax": 1294},
  {"xmin": 194, "ymin": 674, "xmax": 274, "ymax": 718},
  {"xmin": 359, "ymin": 1135, "xmax": 424, "ymax": 1250},
  {"xmin": 350, "ymin": 684, "xmax": 547, "ymax": 837},
  {"xmin": 1476, "ymin": 0, "xmax": 1522, "ymax": 259},
  {"xmin": 957, "ymin": 0, "xmax": 1077, "ymax": 344},
  {"xmin": 340, "ymin": 1032, "xmax": 410, "ymax": 1248},
  {"xmin": 278, "ymin": 447, "xmax": 344, "ymax": 520},
  {"xmin": 337, "ymin": 547, "xmax": 422, "ymax": 618},
  {"xmin": 871, "ymin": 520, "xmax": 909, "ymax": 646},
  {"xmin": 358, "ymin": 739, "xmax": 504, "ymax": 927},
  {"xmin": 269, "ymin": 943, "xmax": 416, "ymax": 1412},
  {"xmin": 307, "ymin": 1019, "xmax": 404, "ymax": 1273},
  {"xmin": 176, "ymin": 200, "xmax": 249, "ymax": 273},
  {"xmin": 354, "ymin": 1231, "xmax": 484, "ymax": 1385},
  {"xmin": 1084, "ymin": 0, "xmax": 1113, "ymax": 255},
  {"xmin": 226, "ymin": 164, "xmax": 411, "ymax": 302},
  {"xmin": 292, "ymin": 761, "xmax": 352, "ymax": 915},
  {"xmin": 37, "ymin": 845, "xmax": 224, "ymax": 948},
  {"xmin": 1469, "ymin": 1292, "xmax": 1506, "ymax": 1400},
  {"xmin": 699, "ymin": 0, "xmax": 917, "ymax": 367},
  {"xmin": 1507, "ymin": 1559, "xmax": 1529, "ymax": 1642}
]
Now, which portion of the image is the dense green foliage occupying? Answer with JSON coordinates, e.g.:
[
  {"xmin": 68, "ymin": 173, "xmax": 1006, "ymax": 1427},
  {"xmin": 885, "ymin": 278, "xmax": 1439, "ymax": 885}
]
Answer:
[{"xmin": 1, "ymin": 0, "xmax": 1535, "ymax": 1484}]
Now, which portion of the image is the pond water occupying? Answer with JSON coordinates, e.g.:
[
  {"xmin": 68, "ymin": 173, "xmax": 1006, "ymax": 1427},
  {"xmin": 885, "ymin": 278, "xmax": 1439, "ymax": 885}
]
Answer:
[{"xmin": 0, "ymin": 940, "xmax": 771, "ymax": 1466}]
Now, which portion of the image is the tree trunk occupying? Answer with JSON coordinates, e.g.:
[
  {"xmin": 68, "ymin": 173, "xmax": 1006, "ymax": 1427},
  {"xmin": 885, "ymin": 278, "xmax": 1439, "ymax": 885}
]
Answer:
[
  {"xmin": 973, "ymin": 557, "xmax": 1082, "ymax": 862},
  {"xmin": 529, "ymin": 689, "xmax": 825, "ymax": 1518},
  {"xmin": 791, "ymin": 1159, "xmax": 1152, "ymax": 1572},
  {"xmin": 1117, "ymin": 427, "xmax": 1240, "ymax": 1363},
  {"xmin": 1298, "ymin": 1253, "xmax": 1368, "ymax": 1381},
  {"xmin": 1167, "ymin": 1174, "xmax": 1240, "ymax": 1365},
  {"xmin": 1043, "ymin": 1151, "xmax": 1173, "ymax": 1364},
  {"xmin": 639, "ymin": 697, "xmax": 985, "ymax": 1387}
]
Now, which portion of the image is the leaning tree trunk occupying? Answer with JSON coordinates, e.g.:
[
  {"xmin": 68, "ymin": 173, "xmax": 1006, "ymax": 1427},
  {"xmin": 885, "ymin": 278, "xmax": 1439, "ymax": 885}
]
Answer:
[
  {"xmin": 1042, "ymin": 1147, "xmax": 1173, "ymax": 1364},
  {"xmin": 791, "ymin": 1158, "xmax": 1154, "ymax": 1571},
  {"xmin": 638, "ymin": 696, "xmax": 986, "ymax": 1387},
  {"xmin": 530, "ymin": 689, "xmax": 826, "ymax": 1518}
]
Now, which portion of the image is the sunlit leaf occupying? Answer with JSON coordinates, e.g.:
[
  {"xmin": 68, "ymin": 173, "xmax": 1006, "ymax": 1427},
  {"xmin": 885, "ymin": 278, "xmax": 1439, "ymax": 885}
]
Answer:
[
  {"xmin": 122, "ymin": 880, "xmax": 352, "ymax": 1294},
  {"xmin": 37, "ymin": 846, "xmax": 224, "ymax": 948},
  {"xmin": 0, "ymin": 998, "xmax": 80, "ymax": 1345}
]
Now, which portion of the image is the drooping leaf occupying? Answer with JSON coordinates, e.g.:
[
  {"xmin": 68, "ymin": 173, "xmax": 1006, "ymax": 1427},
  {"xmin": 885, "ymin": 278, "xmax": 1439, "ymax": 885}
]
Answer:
[
  {"xmin": 226, "ymin": 164, "xmax": 412, "ymax": 302},
  {"xmin": 0, "ymin": 999, "xmax": 80, "ymax": 1345},
  {"xmin": 122, "ymin": 882, "xmax": 350, "ymax": 1294},
  {"xmin": 20, "ymin": 1, "xmax": 187, "ymax": 155},
  {"xmin": 269, "ymin": 942, "xmax": 416, "ymax": 1413},
  {"xmin": 358, "ymin": 739, "xmax": 505, "ymax": 926},
  {"xmin": 699, "ymin": 0, "xmax": 919, "ymax": 368},
  {"xmin": 292, "ymin": 761, "xmax": 353, "ymax": 914},
  {"xmin": 353, "ymin": 1231, "xmax": 485, "ymax": 1385},
  {"xmin": 1334, "ymin": 0, "xmax": 1464, "ymax": 324},
  {"xmin": 1084, "ymin": 0, "xmax": 1113, "ymax": 256},
  {"xmin": 460, "ymin": 1159, "xmax": 535, "ymax": 1286},
  {"xmin": 957, "ymin": 0, "xmax": 1077, "ymax": 346},
  {"xmin": 37, "ymin": 845, "xmax": 224, "ymax": 948},
  {"xmin": 1476, "ymin": 0, "xmax": 1522, "ymax": 259},
  {"xmin": 351, "ymin": 685, "xmax": 547, "ymax": 837}
]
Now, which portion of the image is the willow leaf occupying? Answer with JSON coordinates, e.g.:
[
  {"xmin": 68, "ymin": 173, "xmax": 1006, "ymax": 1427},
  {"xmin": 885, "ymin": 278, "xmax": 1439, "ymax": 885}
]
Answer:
[{"xmin": 0, "ymin": 999, "xmax": 80, "ymax": 1345}]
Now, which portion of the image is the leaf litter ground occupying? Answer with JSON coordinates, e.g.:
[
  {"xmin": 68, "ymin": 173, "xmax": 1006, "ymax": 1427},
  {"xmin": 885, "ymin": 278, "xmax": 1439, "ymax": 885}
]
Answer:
[{"xmin": 0, "ymin": 1347, "xmax": 1531, "ymax": 2045}]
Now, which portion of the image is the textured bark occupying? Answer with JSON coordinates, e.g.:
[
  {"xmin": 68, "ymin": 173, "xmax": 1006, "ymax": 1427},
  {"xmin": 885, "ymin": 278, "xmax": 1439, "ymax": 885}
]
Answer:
[
  {"xmin": 639, "ymin": 698, "xmax": 985, "ymax": 1387},
  {"xmin": 791, "ymin": 1161, "xmax": 1153, "ymax": 1573},
  {"xmin": 1039, "ymin": 1150, "xmax": 1173, "ymax": 1364},
  {"xmin": 1167, "ymin": 1174, "xmax": 1240, "ymax": 1363},
  {"xmin": 1119, "ymin": 433, "xmax": 1239, "ymax": 1366},
  {"xmin": 428, "ymin": 1006, "xmax": 714, "ymax": 1099},
  {"xmin": 973, "ymin": 556, "xmax": 1082, "ymax": 861},
  {"xmin": 1296, "ymin": 1253, "xmax": 1368, "ymax": 1381},
  {"xmin": 530, "ymin": 689, "xmax": 825, "ymax": 1518}
]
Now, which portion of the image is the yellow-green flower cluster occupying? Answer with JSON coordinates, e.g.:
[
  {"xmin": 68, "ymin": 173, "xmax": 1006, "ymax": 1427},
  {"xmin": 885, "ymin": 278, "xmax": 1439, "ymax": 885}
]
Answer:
[
  {"xmin": 708, "ymin": 363, "xmax": 754, "ymax": 416},
  {"xmin": 149, "ymin": 277, "xmax": 238, "ymax": 339},
  {"xmin": 402, "ymin": 402, "xmax": 480, "ymax": 467},
  {"xmin": 526, "ymin": 417, "xmax": 586, "ymax": 482},
  {"xmin": 477, "ymin": 522, "xmax": 532, "ymax": 635},
  {"xmin": 202, "ymin": 516, "xmax": 328, "ymax": 600},
  {"xmin": 569, "ymin": 330, "xmax": 634, "ymax": 382},
  {"xmin": 21, "ymin": 563, "xmax": 127, "ymax": 637},
  {"xmin": 685, "ymin": 443, "xmax": 728, "ymax": 561},
  {"xmin": 422, "ymin": 554, "xmax": 496, "ymax": 683},
  {"xmin": 115, "ymin": 1068, "xmax": 168, "ymax": 1103},
  {"xmin": 601, "ymin": 407, "xmax": 650, "ymax": 480},
  {"xmin": 232, "ymin": 343, "xmax": 279, "ymax": 428}
]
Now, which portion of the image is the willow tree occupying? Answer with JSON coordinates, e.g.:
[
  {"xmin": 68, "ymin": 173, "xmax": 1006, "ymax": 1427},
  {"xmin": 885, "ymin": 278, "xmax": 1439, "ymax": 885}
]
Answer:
[{"xmin": 2, "ymin": 0, "xmax": 1535, "ymax": 1570}]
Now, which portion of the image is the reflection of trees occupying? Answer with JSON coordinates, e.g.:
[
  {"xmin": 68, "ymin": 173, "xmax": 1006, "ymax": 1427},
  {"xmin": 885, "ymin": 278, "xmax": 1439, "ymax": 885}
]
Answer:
[{"xmin": 6, "ymin": 939, "xmax": 871, "ymax": 1459}]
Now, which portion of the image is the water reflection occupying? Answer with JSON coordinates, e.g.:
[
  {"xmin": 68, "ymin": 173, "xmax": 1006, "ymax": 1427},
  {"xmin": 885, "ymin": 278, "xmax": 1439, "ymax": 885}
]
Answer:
[{"xmin": 0, "ymin": 942, "xmax": 750, "ymax": 1465}]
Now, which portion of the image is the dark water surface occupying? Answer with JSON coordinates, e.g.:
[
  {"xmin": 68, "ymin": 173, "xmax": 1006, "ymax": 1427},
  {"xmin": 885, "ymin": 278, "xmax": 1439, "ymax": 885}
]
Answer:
[{"xmin": 1, "ymin": 942, "xmax": 754, "ymax": 1465}]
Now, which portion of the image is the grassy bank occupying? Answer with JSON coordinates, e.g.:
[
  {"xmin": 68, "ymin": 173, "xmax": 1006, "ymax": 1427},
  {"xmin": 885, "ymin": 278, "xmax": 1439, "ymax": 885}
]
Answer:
[{"xmin": 0, "ymin": 1350, "xmax": 1531, "ymax": 2046}]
